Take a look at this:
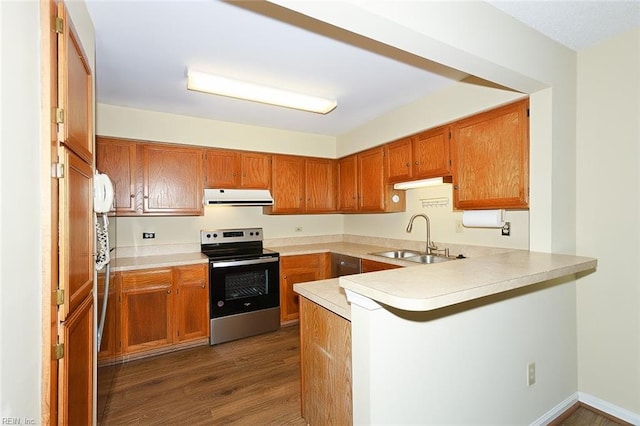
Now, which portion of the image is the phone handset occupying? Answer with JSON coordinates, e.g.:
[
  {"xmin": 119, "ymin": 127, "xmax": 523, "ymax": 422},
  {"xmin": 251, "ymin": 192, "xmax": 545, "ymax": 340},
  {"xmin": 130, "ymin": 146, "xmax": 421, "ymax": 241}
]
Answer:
[{"xmin": 94, "ymin": 172, "xmax": 114, "ymax": 213}]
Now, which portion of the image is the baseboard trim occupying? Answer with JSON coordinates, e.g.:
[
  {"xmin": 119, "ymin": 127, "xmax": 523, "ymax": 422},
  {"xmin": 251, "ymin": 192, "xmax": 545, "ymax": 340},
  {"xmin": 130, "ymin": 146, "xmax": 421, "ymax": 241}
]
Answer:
[
  {"xmin": 578, "ymin": 392, "xmax": 640, "ymax": 425},
  {"xmin": 532, "ymin": 392, "xmax": 640, "ymax": 425},
  {"xmin": 530, "ymin": 393, "xmax": 579, "ymax": 426}
]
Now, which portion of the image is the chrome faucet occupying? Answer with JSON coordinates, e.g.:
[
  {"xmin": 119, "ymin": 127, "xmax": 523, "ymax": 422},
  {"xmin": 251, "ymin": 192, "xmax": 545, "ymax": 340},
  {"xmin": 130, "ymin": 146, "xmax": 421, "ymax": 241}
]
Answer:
[{"xmin": 406, "ymin": 213, "xmax": 437, "ymax": 255}]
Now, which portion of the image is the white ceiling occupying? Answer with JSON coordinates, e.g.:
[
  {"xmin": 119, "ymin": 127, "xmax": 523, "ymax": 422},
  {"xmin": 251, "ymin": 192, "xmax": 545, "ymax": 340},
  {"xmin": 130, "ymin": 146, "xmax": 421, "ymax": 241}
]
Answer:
[{"xmin": 85, "ymin": 0, "xmax": 640, "ymax": 137}]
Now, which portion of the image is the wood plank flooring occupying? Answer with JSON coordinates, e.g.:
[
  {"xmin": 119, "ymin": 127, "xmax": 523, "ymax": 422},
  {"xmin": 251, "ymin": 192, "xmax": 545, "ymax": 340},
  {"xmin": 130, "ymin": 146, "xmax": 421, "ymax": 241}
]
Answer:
[
  {"xmin": 99, "ymin": 324, "xmax": 627, "ymax": 425},
  {"xmin": 98, "ymin": 325, "xmax": 306, "ymax": 425}
]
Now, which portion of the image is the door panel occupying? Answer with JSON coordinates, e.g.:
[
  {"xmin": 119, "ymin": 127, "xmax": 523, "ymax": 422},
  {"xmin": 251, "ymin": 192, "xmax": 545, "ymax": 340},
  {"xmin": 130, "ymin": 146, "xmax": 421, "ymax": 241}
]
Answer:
[{"xmin": 58, "ymin": 147, "xmax": 94, "ymax": 319}]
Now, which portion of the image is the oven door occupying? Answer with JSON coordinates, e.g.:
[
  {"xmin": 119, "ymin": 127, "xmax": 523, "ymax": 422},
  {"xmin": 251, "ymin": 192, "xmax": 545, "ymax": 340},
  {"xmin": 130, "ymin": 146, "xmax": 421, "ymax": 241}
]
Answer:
[{"xmin": 210, "ymin": 256, "xmax": 280, "ymax": 318}]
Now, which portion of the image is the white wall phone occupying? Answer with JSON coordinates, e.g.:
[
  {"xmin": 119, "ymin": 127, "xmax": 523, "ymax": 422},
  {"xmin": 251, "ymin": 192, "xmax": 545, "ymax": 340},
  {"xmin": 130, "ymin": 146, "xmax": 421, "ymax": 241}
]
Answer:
[{"xmin": 94, "ymin": 171, "xmax": 114, "ymax": 350}]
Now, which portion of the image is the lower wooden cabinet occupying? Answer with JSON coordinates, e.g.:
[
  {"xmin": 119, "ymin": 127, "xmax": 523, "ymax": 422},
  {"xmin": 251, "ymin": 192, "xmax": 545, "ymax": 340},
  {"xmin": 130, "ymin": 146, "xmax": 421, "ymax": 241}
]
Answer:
[
  {"xmin": 299, "ymin": 296, "xmax": 352, "ymax": 425},
  {"xmin": 279, "ymin": 253, "xmax": 331, "ymax": 323},
  {"xmin": 361, "ymin": 258, "xmax": 402, "ymax": 273},
  {"xmin": 102, "ymin": 263, "xmax": 209, "ymax": 361}
]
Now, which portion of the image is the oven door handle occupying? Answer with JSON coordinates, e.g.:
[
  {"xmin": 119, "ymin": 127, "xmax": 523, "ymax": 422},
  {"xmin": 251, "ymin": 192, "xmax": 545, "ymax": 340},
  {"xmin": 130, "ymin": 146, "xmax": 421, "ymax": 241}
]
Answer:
[{"xmin": 211, "ymin": 256, "xmax": 279, "ymax": 268}]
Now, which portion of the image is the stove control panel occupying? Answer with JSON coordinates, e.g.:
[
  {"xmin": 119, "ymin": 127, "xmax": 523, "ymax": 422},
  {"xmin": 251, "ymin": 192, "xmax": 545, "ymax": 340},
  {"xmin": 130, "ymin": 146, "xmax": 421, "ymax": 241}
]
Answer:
[{"xmin": 200, "ymin": 228, "xmax": 263, "ymax": 244}]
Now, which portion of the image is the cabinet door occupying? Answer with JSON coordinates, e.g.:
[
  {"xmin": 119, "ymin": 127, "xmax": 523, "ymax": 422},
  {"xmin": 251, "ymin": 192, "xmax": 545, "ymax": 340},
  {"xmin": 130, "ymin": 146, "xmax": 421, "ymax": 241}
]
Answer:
[
  {"xmin": 204, "ymin": 149, "xmax": 240, "ymax": 188},
  {"xmin": 121, "ymin": 268, "xmax": 174, "ymax": 354},
  {"xmin": 300, "ymin": 297, "xmax": 352, "ymax": 425},
  {"xmin": 338, "ymin": 155, "xmax": 358, "ymax": 212},
  {"xmin": 306, "ymin": 158, "xmax": 337, "ymax": 213},
  {"xmin": 280, "ymin": 253, "xmax": 331, "ymax": 322},
  {"xmin": 270, "ymin": 155, "xmax": 305, "ymax": 213},
  {"xmin": 413, "ymin": 125, "xmax": 452, "ymax": 179},
  {"xmin": 142, "ymin": 144, "xmax": 204, "ymax": 215},
  {"xmin": 361, "ymin": 258, "xmax": 402, "ymax": 273},
  {"xmin": 358, "ymin": 147, "xmax": 386, "ymax": 212},
  {"xmin": 174, "ymin": 264, "xmax": 209, "ymax": 342},
  {"xmin": 96, "ymin": 137, "xmax": 137, "ymax": 214},
  {"xmin": 240, "ymin": 152, "xmax": 271, "ymax": 189},
  {"xmin": 453, "ymin": 99, "xmax": 529, "ymax": 209},
  {"xmin": 386, "ymin": 137, "xmax": 413, "ymax": 183}
]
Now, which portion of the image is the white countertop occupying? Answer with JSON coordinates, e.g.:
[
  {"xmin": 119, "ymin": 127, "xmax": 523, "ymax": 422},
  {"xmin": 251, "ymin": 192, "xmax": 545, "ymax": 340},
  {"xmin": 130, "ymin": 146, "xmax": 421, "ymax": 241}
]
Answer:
[
  {"xmin": 339, "ymin": 250, "xmax": 596, "ymax": 312},
  {"xmin": 111, "ymin": 252, "xmax": 208, "ymax": 272}
]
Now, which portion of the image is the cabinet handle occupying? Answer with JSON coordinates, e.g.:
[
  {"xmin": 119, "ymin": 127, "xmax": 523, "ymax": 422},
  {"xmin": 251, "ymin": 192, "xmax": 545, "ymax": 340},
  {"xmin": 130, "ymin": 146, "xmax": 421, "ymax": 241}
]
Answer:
[
  {"xmin": 201, "ymin": 284, "xmax": 205, "ymax": 288},
  {"xmin": 144, "ymin": 195, "xmax": 149, "ymax": 199},
  {"xmin": 406, "ymin": 162, "xmax": 410, "ymax": 168},
  {"xmin": 167, "ymin": 289, "xmax": 171, "ymax": 294},
  {"xmin": 130, "ymin": 194, "xmax": 135, "ymax": 198},
  {"xmin": 414, "ymin": 161, "xmax": 419, "ymax": 165},
  {"xmin": 232, "ymin": 172, "xmax": 237, "ymax": 177}
]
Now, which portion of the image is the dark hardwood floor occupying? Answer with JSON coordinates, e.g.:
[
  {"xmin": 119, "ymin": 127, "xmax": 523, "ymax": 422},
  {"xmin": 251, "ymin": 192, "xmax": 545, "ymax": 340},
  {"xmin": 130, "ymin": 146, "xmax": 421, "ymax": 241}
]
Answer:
[{"xmin": 99, "ymin": 324, "xmax": 627, "ymax": 425}]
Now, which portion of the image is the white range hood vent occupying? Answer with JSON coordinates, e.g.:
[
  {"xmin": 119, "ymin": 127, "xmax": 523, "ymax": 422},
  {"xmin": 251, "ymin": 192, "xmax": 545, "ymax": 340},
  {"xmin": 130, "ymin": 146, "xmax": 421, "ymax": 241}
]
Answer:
[{"xmin": 203, "ymin": 188, "xmax": 274, "ymax": 206}]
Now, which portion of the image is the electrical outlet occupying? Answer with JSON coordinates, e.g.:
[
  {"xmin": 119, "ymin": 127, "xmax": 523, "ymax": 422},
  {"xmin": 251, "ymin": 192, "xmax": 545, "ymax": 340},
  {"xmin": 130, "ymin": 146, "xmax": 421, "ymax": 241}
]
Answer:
[
  {"xmin": 527, "ymin": 362, "xmax": 536, "ymax": 386},
  {"xmin": 142, "ymin": 232, "xmax": 155, "ymax": 239},
  {"xmin": 502, "ymin": 222, "xmax": 511, "ymax": 236},
  {"xmin": 294, "ymin": 226, "xmax": 303, "ymax": 232},
  {"xmin": 455, "ymin": 220, "xmax": 464, "ymax": 233}
]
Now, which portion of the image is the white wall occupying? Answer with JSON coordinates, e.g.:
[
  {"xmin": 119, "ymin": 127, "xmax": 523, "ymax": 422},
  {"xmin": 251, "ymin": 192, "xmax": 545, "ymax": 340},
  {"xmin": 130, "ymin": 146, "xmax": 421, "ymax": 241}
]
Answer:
[
  {"xmin": 576, "ymin": 29, "xmax": 640, "ymax": 414},
  {"xmin": 0, "ymin": 1, "xmax": 42, "ymax": 419}
]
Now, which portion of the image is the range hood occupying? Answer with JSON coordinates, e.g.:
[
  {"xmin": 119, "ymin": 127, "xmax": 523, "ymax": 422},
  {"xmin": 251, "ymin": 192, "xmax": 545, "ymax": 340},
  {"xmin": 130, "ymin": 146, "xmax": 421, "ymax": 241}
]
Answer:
[{"xmin": 203, "ymin": 188, "xmax": 274, "ymax": 206}]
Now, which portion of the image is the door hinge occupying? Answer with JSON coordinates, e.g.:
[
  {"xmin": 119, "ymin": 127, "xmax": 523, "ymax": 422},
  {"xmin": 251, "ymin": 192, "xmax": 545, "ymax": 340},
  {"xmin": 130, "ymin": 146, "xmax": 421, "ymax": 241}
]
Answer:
[
  {"xmin": 54, "ymin": 16, "xmax": 64, "ymax": 34},
  {"xmin": 55, "ymin": 108, "xmax": 64, "ymax": 124},
  {"xmin": 55, "ymin": 289, "xmax": 64, "ymax": 306},
  {"xmin": 526, "ymin": 108, "xmax": 530, "ymax": 117},
  {"xmin": 449, "ymin": 131, "xmax": 452, "ymax": 139},
  {"xmin": 52, "ymin": 163, "xmax": 64, "ymax": 179},
  {"xmin": 54, "ymin": 343, "xmax": 64, "ymax": 360}
]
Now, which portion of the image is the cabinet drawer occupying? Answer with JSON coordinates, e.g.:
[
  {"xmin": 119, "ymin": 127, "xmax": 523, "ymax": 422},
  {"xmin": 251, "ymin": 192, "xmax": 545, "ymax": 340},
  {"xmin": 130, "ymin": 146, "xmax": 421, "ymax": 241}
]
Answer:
[{"xmin": 121, "ymin": 268, "xmax": 173, "ymax": 289}]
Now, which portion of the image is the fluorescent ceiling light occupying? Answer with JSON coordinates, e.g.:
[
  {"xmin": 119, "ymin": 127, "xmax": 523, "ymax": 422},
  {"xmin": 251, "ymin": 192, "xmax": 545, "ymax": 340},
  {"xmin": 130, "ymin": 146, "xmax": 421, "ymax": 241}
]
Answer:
[
  {"xmin": 187, "ymin": 70, "xmax": 337, "ymax": 114},
  {"xmin": 393, "ymin": 177, "xmax": 450, "ymax": 190}
]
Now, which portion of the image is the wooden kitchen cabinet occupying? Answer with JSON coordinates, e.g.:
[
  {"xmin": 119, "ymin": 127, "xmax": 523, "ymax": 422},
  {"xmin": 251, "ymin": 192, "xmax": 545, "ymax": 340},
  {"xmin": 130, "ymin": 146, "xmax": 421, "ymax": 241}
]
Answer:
[
  {"xmin": 117, "ymin": 264, "xmax": 209, "ymax": 358},
  {"xmin": 338, "ymin": 155, "xmax": 358, "ymax": 212},
  {"xmin": 386, "ymin": 125, "xmax": 452, "ymax": 184},
  {"xmin": 452, "ymin": 99, "xmax": 529, "ymax": 210},
  {"xmin": 97, "ymin": 271, "xmax": 119, "ymax": 361},
  {"xmin": 358, "ymin": 146, "xmax": 406, "ymax": 213},
  {"xmin": 174, "ymin": 264, "xmax": 209, "ymax": 342},
  {"xmin": 305, "ymin": 157, "xmax": 337, "ymax": 213},
  {"xmin": 204, "ymin": 148, "xmax": 271, "ymax": 189},
  {"xmin": 267, "ymin": 154, "xmax": 305, "ymax": 214},
  {"xmin": 142, "ymin": 143, "xmax": 203, "ymax": 215},
  {"xmin": 266, "ymin": 155, "xmax": 338, "ymax": 214},
  {"xmin": 279, "ymin": 253, "xmax": 331, "ymax": 323},
  {"xmin": 120, "ymin": 268, "xmax": 174, "ymax": 354},
  {"xmin": 299, "ymin": 296, "xmax": 352, "ymax": 425},
  {"xmin": 361, "ymin": 258, "xmax": 402, "ymax": 273},
  {"xmin": 96, "ymin": 137, "xmax": 137, "ymax": 214}
]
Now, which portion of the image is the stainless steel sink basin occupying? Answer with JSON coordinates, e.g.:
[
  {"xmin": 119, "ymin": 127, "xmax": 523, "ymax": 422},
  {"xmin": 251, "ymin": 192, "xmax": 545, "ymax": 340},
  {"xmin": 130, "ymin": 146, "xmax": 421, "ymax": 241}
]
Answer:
[
  {"xmin": 403, "ymin": 254, "xmax": 452, "ymax": 264},
  {"xmin": 370, "ymin": 249, "xmax": 422, "ymax": 259}
]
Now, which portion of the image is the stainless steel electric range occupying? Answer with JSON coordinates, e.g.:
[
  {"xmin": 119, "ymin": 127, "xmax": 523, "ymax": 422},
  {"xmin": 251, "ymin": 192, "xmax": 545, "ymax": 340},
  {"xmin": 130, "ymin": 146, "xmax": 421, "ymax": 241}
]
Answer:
[{"xmin": 200, "ymin": 228, "xmax": 280, "ymax": 345}]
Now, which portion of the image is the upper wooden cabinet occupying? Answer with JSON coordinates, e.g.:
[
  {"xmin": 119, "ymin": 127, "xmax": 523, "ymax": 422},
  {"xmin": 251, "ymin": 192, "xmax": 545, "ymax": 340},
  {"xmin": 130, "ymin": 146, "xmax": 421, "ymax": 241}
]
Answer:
[
  {"xmin": 386, "ymin": 125, "xmax": 452, "ymax": 184},
  {"xmin": 305, "ymin": 158, "xmax": 338, "ymax": 213},
  {"xmin": 142, "ymin": 144, "xmax": 204, "ymax": 215},
  {"xmin": 96, "ymin": 137, "xmax": 137, "ymax": 214},
  {"xmin": 338, "ymin": 149, "xmax": 405, "ymax": 213},
  {"xmin": 204, "ymin": 149, "xmax": 270, "ymax": 189},
  {"xmin": 96, "ymin": 136, "xmax": 204, "ymax": 216},
  {"xmin": 452, "ymin": 99, "xmax": 529, "ymax": 210},
  {"xmin": 266, "ymin": 155, "xmax": 338, "ymax": 214}
]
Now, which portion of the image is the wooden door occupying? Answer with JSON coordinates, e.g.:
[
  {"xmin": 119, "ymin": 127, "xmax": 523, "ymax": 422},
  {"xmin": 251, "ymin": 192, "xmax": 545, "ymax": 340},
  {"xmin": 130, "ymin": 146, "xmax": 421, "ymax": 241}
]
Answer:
[
  {"xmin": 279, "ymin": 254, "xmax": 330, "ymax": 322},
  {"xmin": 386, "ymin": 137, "xmax": 413, "ymax": 183},
  {"xmin": 269, "ymin": 155, "xmax": 305, "ymax": 213},
  {"xmin": 121, "ymin": 268, "xmax": 174, "ymax": 354},
  {"xmin": 174, "ymin": 264, "xmax": 209, "ymax": 342},
  {"xmin": 305, "ymin": 158, "xmax": 337, "ymax": 213},
  {"xmin": 413, "ymin": 125, "xmax": 452, "ymax": 179},
  {"xmin": 142, "ymin": 144, "xmax": 203, "ymax": 215},
  {"xmin": 357, "ymin": 147, "xmax": 386, "ymax": 212},
  {"xmin": 240, "ymin": 152, "xmax": 271, "ymax": 189},
  {"xmin": 204, "ymin": 149, "xmax": 240, "ymax": 188},
  {"xmin": 338, "ymin": 155, "xmax": 358, "ymax": 212},
  {"xmin": 96, "ymin": 137, "xmax": 137, "ymax": 214},
  {"xmin": 452, "ymin": 99, "xmax": 529, "ymax": 209}
]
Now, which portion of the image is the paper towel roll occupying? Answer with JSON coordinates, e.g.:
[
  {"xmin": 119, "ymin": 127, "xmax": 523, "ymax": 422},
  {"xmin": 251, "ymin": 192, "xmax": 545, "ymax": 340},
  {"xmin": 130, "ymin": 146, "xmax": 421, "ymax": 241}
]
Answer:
[{"xmin": 462, "ymin": 210, "xmax": 505, "ymax": 228}]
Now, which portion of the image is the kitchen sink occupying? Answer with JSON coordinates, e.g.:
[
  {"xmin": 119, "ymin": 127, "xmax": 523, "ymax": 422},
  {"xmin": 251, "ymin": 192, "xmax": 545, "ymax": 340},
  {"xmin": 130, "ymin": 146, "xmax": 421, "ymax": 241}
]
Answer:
[
  {"xmin": 370, "ymin": 249, "xmax": 422, "ymax": 259},
  {"xmin": 403, "ymin": 254, "xmax": 452, "ymax": 264}
]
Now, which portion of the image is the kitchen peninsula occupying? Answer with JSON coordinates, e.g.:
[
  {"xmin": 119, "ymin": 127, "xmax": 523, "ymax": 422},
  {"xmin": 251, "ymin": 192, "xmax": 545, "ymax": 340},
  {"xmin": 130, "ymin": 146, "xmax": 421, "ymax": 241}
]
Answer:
[{"xmin": 294, "ymin": 250, "xmax": 596, "ymax": 425}]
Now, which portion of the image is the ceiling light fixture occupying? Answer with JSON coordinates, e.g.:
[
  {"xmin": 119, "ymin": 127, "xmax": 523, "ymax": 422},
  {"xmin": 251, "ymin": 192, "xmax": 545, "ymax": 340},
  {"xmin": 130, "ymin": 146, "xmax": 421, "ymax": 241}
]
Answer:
[{"xmin": 186, "ymin": 70, "xmax": 337, "ymax": 114}]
